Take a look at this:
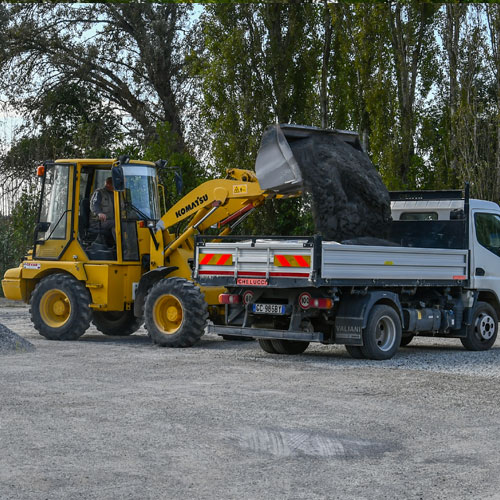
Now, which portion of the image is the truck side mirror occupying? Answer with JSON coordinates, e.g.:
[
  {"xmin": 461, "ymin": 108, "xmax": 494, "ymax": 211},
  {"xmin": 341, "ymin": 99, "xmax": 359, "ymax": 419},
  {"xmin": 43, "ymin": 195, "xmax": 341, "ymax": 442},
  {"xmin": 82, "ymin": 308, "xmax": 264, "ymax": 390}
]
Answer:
[{"xmin": 112, "ymin": 165, "xmax": 125, "ymax": 192}]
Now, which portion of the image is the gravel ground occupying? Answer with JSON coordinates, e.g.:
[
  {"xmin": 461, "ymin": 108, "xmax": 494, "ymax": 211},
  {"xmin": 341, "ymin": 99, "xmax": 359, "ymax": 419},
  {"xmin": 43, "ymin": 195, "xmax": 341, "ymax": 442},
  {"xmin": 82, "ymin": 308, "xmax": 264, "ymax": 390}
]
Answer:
[{"xmin": 1, "ymin": 300, "xmax": 500, "ymax": 499}]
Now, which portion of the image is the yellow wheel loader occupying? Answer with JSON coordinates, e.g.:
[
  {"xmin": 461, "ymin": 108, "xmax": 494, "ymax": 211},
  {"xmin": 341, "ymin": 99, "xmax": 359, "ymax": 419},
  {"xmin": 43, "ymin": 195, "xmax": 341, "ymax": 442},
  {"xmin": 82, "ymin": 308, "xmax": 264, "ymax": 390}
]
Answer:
[{"xmin": 2, "ymin": 124, "xmax": 344, "ymax": 347}]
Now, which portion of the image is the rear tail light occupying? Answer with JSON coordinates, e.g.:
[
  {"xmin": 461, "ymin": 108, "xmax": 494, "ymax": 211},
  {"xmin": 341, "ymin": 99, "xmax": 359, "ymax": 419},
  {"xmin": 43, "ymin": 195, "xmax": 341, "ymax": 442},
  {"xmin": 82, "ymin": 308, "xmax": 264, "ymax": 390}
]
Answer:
[
  {"xmin": 311, "ymin": 298, "xmax": 333, "ymax": 309},
  {"xmin": 219, "ymin": 293, "xmax": 241, "ymax": 305}
]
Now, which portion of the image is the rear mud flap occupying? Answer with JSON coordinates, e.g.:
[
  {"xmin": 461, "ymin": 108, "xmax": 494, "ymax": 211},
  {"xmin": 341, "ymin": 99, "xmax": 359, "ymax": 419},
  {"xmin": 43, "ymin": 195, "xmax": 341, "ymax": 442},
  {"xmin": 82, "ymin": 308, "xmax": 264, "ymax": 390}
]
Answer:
[{"xmin": 334, "ymin": 317, "xmax": 364, "ymax": 346}]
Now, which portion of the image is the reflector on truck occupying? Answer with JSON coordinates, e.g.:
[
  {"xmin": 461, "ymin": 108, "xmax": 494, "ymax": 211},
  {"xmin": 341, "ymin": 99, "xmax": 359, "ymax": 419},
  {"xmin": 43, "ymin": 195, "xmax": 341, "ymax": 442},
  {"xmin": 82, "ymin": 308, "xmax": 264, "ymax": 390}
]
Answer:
[
  {"xmin": 273, "ymin": 254, "xmax": 311, "ymax": 268},
  {"xmin": 198, "ymin": 253, "xmax": 233, "ymax": 266}
]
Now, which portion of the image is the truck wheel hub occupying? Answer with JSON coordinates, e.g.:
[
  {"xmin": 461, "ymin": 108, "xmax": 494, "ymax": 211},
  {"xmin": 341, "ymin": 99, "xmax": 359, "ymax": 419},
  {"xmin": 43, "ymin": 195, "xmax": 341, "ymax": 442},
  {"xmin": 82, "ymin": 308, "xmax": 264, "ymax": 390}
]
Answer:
[{"xmin": 476, "ymin": 313, "xmax": 495, "ymax": 340}]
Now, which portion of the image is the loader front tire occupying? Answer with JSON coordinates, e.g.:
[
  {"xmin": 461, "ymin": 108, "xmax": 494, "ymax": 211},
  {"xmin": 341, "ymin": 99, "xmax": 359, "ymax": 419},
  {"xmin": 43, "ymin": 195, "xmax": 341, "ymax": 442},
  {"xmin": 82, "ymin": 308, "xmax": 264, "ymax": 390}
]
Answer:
[
  {"xmin": 144, "ymin": 278, "xmax": 208, "ymax": 347},
  {"xmin": 92, "ymin": 310, "xmax": 143, "ymax": 336},
  {"xmin": 30, "ymin": 274, "xmax": 91, "ymax": 340}
]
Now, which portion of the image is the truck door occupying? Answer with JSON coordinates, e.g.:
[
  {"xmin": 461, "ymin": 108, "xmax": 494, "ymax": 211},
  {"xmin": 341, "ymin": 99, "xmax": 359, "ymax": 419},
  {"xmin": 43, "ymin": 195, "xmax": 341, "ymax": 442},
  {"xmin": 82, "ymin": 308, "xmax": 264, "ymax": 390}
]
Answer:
[{"xmin": 471, "ymin": 210, "xmax": 500, "ymax": 301}]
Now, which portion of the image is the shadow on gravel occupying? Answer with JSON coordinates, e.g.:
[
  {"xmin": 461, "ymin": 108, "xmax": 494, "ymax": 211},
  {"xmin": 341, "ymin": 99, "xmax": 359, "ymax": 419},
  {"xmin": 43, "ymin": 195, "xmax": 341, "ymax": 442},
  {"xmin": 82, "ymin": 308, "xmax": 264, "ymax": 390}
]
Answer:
[{"xmin": 79, "ymin": 334, "xmax": 152, "ymax": 345}]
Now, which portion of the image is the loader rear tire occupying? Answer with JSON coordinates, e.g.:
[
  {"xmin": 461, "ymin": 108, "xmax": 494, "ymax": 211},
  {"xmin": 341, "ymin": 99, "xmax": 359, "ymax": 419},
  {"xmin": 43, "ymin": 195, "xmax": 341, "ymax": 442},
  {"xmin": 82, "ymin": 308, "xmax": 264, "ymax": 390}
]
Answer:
[
  {"xmin": 144, "ymin": 278, "xmax": 208, "ymax": 347},
  {"xmin": 270, "ymin": 339, "xmax": 309, "ymax": 355},
  {"xmin": 30, "ymin": 274, "xmax": 91, "ymax": 341},
  {"xmin": 92, "ymin": 310, "xmax": 143, "ymax": 336}
]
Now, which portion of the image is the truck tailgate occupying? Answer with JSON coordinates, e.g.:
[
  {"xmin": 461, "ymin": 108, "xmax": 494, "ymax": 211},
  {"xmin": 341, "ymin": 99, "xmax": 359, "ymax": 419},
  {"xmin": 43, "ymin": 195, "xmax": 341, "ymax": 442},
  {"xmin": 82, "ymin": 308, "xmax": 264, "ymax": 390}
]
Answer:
[
  {"xmin": 321, "ymin": 243, "xmax": 468, "ymax": 282},
  {"xmin": 195, "ymin": 239, "xmax": 314, "ymax": 285}
]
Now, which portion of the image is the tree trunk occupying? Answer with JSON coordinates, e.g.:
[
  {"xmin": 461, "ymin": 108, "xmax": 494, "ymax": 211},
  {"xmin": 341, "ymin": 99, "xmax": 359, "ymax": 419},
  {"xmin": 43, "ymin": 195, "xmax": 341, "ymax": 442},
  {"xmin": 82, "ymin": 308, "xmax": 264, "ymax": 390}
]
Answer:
[{"xmin": 320, "ymin": 1, "xmax": 333, "ymax": 129}]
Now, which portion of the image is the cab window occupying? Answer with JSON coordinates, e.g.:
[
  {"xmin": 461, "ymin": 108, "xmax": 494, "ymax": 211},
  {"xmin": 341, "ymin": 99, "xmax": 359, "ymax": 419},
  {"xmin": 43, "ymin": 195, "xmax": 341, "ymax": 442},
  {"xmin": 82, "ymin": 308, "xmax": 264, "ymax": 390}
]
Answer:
[
  {"xmin": 475, "ymin": 213, "xmax": 500, "ymax": 256},
  {"xmin": 399, "ymin": 212, "xmax": 438, "ymax": 221}
]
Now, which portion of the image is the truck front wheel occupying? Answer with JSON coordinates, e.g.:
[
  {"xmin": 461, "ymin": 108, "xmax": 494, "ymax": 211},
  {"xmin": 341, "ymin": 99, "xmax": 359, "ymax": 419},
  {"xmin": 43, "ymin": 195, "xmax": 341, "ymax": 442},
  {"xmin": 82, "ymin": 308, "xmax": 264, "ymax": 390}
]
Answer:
[
  {"xmin": 30, "ymin": 274, "xmax": 91, "ymax": 340},
  {"xmin": 461, "ymin": 302, "xmax": 498, "ymax": 351},
  {"xmin": 361, "ymin": 304, "xmax": 401, "ymax": 360},
  {"xmin": 144, "ymin": 278, "xmax": 208, "ymax": 347}
]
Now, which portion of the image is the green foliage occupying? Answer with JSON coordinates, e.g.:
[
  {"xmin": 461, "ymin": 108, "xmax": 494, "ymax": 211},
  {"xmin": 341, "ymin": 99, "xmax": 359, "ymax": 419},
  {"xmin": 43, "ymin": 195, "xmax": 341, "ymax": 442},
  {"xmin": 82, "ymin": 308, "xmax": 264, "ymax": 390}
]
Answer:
[
  {"xmin": 0, "ymin": 193, "xmax": 38, "ymax": 296},
  {"xmin": 142, "ymin": 121, "xmax": 208, "ymax": 211}
]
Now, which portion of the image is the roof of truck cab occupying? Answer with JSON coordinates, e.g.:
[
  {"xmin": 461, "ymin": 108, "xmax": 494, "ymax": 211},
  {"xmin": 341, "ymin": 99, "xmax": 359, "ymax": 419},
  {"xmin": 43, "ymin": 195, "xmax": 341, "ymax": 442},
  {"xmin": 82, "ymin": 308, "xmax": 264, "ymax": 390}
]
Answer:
[
  {"xmin": 54, "ymin": 159, "xmax": 156, "ymax": 166},
  {"xmin": 469, "ymin": 198, "xmax": 500, "ymax": 211}
]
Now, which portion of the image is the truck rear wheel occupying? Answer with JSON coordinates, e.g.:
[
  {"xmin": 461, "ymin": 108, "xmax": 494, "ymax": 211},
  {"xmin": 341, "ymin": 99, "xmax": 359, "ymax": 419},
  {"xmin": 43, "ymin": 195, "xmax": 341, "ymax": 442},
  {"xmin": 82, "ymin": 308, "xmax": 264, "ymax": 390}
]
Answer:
[
  {"xmin": 258, "ymin": 339, "xmax": 278, "ymax": 354},
  {"xmin": 92, "ymin": 310, "xmax": 143, "ymax": 336},
  {"xmin": 361, "ymin": 304, "xmax": 401, "ymax": 360},
  {"xmin": 461, "ymin": 302, "xmax": 498, "ymax": 351},
  {"xmin": 144, "ymin": 278, "xmax": 208, "ymax": 347},
  {"xmin": 271, "ymin": 339, "xmax": 309, "ymax": 355},
  {"xmin": 30, "ymin": 274, "xmax": 91, "ymax": 340}
]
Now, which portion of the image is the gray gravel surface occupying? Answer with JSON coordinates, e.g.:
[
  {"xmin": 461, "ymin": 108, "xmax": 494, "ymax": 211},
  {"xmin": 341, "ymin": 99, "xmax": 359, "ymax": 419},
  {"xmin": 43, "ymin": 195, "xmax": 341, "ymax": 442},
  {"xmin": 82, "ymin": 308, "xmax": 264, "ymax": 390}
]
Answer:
[
  {"xmin": 1, "ymin": 301, "xmax": 500, "ymax": 499},
  {"xmin": 0, "ymin": 323, "xmax": 35, "ymax": 354},
  {"xmin": 0, "ymin": 322, "xmax": 35, "ymax": 354}
]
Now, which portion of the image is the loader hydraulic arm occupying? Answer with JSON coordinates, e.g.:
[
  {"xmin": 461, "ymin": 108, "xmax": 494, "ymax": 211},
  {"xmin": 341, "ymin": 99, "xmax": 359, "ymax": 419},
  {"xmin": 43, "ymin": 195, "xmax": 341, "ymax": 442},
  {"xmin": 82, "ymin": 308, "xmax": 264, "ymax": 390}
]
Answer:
[{"xmin": 150, "ymin": 169, "xmax": 273, "ymax": 267}]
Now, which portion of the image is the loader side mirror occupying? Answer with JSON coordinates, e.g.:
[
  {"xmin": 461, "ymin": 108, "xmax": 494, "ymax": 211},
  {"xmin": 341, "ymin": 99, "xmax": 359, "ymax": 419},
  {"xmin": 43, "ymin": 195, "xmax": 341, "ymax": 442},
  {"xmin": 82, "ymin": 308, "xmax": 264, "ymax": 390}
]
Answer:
[
  {"xmin": 35, "ymin": 221, "xmax": 51, "ymax": 233},
  {"xmin": 111, "ymin": 165, "xmax": 125, "ymax": 192}
]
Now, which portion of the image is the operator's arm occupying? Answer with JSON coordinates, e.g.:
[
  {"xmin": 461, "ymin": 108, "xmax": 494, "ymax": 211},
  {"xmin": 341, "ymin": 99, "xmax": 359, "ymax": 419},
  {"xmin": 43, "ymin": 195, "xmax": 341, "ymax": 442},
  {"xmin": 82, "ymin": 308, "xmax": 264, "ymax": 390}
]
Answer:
[{"xmin": 90, "ymin": 190, "xmax": 106, "ymax": 221}]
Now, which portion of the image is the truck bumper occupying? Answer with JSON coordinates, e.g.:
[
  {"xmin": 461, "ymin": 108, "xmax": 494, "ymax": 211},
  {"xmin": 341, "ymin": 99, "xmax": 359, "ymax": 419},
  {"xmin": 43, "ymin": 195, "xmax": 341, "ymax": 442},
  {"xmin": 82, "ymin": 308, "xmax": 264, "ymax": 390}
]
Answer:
[
  {"xmin": 208, "ymin": 323, "xmax": 324, "ymax": 342},
  {"xmin": 1, "ymin": 266, "xmax": 26, "ymax": 302}
]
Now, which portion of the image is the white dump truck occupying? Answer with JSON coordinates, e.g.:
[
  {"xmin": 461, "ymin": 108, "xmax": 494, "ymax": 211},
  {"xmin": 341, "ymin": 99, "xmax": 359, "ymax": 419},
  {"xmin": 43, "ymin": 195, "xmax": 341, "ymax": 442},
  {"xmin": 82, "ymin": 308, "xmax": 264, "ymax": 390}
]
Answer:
[
  {"xmin": 193, "ymin": 187, "xmax": 500, "ymax": 360},
  {"xmin": 192, "ymin": 125, "xmax": 500, "ymax": 360}
]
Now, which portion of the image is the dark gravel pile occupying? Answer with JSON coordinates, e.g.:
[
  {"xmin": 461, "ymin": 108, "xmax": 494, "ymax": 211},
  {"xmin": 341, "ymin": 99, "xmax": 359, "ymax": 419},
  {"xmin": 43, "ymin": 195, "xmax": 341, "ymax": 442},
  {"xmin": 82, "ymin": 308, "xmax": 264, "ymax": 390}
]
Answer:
[
  {"xmin": 289, "ymin": 133, "xmax": 392, "ymax": 241},
  {"xmin": 0, "ymin": 322, "xmax": 35, "ymax": 354}
]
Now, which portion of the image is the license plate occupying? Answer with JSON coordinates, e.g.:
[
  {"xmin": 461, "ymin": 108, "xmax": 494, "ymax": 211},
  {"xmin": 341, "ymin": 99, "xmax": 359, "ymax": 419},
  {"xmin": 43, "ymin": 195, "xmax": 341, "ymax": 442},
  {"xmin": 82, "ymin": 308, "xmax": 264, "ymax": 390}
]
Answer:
[{"xmin": 252, "ymin": 303, "xmax": 286, "ymax": 315}]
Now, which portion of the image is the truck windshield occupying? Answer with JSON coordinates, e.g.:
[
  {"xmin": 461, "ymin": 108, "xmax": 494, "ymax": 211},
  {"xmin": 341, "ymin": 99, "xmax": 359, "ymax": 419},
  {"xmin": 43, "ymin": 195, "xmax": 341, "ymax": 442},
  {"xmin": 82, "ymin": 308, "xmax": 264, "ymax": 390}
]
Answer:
[{"xmin": 122, "ymin": 165, "xmax": 160, "ymax": 220}]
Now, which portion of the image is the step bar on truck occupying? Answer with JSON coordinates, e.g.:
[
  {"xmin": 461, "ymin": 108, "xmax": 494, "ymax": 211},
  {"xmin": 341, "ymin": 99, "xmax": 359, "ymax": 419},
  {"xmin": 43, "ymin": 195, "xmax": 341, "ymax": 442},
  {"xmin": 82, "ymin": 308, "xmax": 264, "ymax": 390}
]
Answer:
[{"xmin": 207, "ymin": 324, "xmax": 325, "ymax": 342}]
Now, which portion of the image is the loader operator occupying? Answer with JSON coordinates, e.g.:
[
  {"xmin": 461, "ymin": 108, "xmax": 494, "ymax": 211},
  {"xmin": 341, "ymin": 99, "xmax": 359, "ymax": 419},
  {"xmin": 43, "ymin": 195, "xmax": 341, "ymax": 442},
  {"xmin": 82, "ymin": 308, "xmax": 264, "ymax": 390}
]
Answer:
[{"xmin": 90, "ymin": 177, "xmax": 116, "ymax": 242}]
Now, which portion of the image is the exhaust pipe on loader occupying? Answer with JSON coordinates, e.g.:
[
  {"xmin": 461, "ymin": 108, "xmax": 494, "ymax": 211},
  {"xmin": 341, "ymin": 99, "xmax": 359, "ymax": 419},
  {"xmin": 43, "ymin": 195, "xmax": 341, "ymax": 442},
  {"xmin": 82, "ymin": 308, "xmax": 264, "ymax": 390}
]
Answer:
[{"xmin": 254, "ymin": 123, "xmax": 363, "ymax": 195}]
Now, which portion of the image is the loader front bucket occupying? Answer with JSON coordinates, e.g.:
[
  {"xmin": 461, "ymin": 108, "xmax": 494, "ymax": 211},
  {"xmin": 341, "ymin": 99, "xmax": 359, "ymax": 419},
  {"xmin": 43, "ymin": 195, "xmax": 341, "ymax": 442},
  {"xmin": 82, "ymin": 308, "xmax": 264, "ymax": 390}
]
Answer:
[
  {"xmin": 255, "ymin": 124, "xmax": 303, "ymax": 194},
  {"xmin": 255, "ymin": 124, "xmax": 363, "ymax": 194}
]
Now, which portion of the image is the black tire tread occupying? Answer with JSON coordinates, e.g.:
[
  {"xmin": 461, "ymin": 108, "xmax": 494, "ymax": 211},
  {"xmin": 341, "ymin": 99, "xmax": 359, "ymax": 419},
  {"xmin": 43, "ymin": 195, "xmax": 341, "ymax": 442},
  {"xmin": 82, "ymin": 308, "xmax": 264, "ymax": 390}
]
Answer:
[
  {"xmin": 360, "ymin": 304, "xmax": 401, "ymax": 360},
  {"xmin": 30, "ymin": 274, "xmax": 91, "ymax": 341},
  {"xmin": 270, "ymin": 339, "xmax": 309, "ymax": 355},
  {"xmin": 144, "ymin": 277, "xmax": 208, "ymax": 348},
  {"xmin": 460, "ymin": 301, "xmax": 498, "ymax": 351},
  {"xmin": 258, "ymin": 339, "xmax": 278, "ymax": 354},
  {"xmin": 92, "ymin": 310, "xmax": 143, "ymax": 336}
]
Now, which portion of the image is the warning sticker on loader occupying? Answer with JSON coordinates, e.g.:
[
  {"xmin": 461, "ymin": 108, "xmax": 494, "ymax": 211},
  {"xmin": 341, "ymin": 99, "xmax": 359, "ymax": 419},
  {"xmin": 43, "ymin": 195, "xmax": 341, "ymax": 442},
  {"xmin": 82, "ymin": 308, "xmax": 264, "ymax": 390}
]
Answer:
[
  {"xmin": 233, "ymin": 184, "xmax": 248, "ymax": 194},
  {"xmin": 23, "ymin": 262, "xmax": 41, "ymax": 270}
]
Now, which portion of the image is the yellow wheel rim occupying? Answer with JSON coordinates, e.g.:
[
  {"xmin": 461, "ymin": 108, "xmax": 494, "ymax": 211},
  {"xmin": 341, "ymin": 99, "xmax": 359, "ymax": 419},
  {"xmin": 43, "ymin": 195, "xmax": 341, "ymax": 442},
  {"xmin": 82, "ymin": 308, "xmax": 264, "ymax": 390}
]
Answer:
[
  {"xmin": 153, "ymin": 294, "xmax": 184, "ymax": 334},
  {"xmin": 39, "ymin": 289, "xmax": 71, "ymax": 328}
]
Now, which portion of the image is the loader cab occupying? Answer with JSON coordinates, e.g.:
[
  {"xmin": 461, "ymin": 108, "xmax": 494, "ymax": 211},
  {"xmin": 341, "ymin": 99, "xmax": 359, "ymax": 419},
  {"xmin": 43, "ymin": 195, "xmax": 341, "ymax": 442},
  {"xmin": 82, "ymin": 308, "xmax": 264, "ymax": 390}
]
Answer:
[{"xmin": 33, "ymin": 159, "xmax": 159, "ymax": 263}]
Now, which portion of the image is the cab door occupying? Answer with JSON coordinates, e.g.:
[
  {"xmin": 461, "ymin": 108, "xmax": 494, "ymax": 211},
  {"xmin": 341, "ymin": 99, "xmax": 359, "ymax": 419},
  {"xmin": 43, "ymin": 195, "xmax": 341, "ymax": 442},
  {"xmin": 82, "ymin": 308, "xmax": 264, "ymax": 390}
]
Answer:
[
  {"xmin": 34, "ymin": 163, "xmax": 75, "ymax": 260},
  {"xmin": 470, "ymin": 210, "xmax": 500, "ymax": 301}
]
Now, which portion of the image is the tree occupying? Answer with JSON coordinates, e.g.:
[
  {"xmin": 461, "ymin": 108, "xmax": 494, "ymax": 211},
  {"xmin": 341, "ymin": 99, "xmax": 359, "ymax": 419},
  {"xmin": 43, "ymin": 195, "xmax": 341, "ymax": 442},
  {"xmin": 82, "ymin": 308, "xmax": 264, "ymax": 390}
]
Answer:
[
  {"xmin": 386, "ymin": 2, "xmax": 438, "ymax": 188},
  {"xmin": 0, "ymin": 3, "xmax": 192, "ymax": 147}
]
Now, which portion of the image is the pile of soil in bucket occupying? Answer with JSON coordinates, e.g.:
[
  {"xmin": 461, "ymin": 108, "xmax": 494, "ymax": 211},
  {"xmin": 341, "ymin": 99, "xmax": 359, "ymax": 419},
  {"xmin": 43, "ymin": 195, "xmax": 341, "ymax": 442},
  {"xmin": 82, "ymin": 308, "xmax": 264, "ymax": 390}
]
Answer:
[
  {"xmin": 0, "ymin": 323, "xmax": 35, "ymax": 354},
  {"xmin": 288, "ymin": 132, "xmax": 392, "ymax": 242}
]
